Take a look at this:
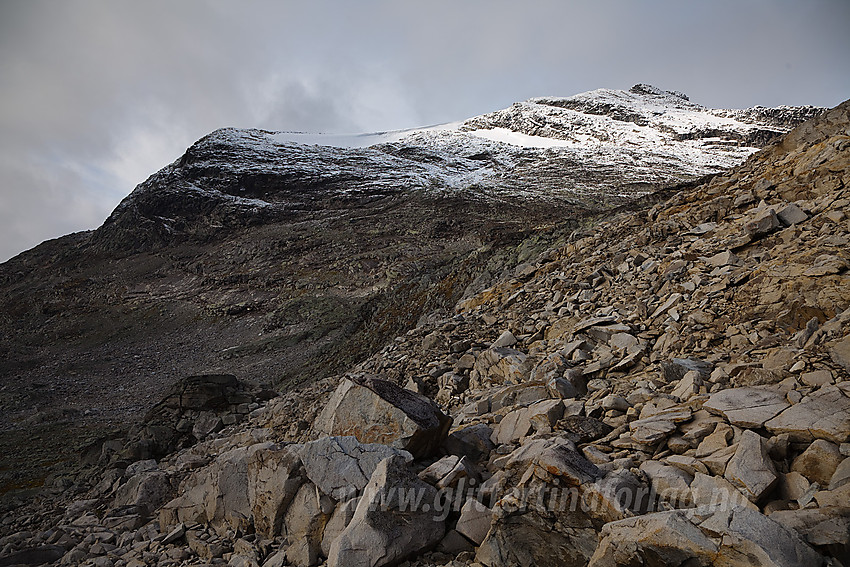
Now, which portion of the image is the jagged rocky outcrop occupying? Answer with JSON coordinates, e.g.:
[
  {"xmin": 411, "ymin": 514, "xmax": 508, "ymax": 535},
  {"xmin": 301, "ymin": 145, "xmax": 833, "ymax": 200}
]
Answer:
[{"xmin": 0, "ymin": 89, "xmax": 845, "ymax": 566}]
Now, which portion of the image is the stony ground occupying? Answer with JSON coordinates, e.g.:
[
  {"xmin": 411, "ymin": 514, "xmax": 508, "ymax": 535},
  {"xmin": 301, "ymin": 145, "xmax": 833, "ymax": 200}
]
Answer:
[{"xmin": 1, "ymin": 101, "xmax": 848, "ymax": 566}]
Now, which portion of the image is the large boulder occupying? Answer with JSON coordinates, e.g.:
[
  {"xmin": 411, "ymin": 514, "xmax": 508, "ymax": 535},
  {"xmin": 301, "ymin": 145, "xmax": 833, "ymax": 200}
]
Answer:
[
  {"xmin": 247, "ymin": 442, "xmax": 304, "ymax": 538},
  {"xmin": 589, "ymin": 506, "xmax": 825, "ymax": 567},
  {"xmin": 298, "ymin": 436, "xmax": 412, "ymax": 500},
  {"xmin": 314, "ymin": 376, "xmax": 452, "ymax": 459},
  {"xmin": 327, "ymin": 455, "xmax": 445, "ymax": 567}
]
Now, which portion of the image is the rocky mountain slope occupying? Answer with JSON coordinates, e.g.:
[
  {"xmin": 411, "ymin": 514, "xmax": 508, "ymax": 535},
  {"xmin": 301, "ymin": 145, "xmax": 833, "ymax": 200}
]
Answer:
[
  {"xmin": 0, "ymin": 85, "xmax": 819, "ymax": 498},
  {"xmin": 0, "ymin": 87, "xmax": 843, "ymax": 567}
]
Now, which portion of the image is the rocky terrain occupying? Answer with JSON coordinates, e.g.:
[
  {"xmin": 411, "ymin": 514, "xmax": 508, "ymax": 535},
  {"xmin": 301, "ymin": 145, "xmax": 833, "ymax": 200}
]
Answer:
[
  {"xmin": 1, "ymin": 88, "xmax": 847, "ymax": 566},
  {"xmin": 0, "ymin": 85, "xmax": 819, "ymax": 497}
]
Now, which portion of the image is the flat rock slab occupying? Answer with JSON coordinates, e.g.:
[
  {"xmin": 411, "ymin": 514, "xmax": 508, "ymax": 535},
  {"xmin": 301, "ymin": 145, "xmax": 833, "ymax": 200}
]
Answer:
[
  {"xmin": 765, "ymin": 385, "xmax": 850, "ymax": 443},
  {"xmin": 703, "ymin": 387, "xmax": 789, "ymax": 427},
  {"xmin": 298, "ymin": 436, "xmax": 411, "ymax": 500}
]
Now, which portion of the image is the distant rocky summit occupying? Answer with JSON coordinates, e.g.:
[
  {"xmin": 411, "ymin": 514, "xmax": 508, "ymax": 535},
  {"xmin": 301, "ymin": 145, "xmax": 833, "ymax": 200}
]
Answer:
[{"xmin": 0, "ymin": 88, "xmax": 847, "ymax": 566}]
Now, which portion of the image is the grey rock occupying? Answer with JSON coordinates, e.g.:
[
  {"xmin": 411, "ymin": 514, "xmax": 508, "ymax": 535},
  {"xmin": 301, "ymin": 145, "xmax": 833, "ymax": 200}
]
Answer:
[
  {"xmin": 314, "ymin": 376, "xmax": 452, "ymax": 459},
  {"xmin": 299, "ymin": 436, "xmax": 411, "ymax": 500},
  {"xmin": 777, "ymin": 202, "xmax": 809, "ymax": 226},
  {"xmin": 704, "ymin": 387, "xmax": 790, "ymax": 427},
  {"xmin": 724, "ymin": 430, "xmax": 778, "ymax": 503},
  {"xmin": 246, "ymin": 442, "xmax": 304, "ymax": 537},
  {"xmin": 765, "ymin": 385, "xmax": 850, "ymax": 443},
  {"xmin": 491, "ymin": 330, "xmax": 518, "ymax": 348},
  {"xmin": 327, "ymin": 455, "xmax": 445, "ymax": 567},
  {"xmin": 455, "ymin": 499, "xmax": 492, "ymax": 545}
]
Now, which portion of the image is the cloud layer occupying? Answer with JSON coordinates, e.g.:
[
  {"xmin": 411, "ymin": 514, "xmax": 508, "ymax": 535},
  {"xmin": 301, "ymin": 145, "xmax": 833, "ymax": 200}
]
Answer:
[{"xmin": 1, "ymin": 0, "xmax": 848, "ymax": 261}]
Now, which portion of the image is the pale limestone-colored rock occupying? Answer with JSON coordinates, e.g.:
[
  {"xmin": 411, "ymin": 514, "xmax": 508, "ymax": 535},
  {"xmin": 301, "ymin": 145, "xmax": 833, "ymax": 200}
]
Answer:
[
  {"xmin": 814, "ymin": 482, "xmax": 850, "ymax": 508},
  {"xmin": 829, "ymin": 334, "xmax": 850, "ymax": 373},
  {"xmin": 696, "ymin": 422, "xmax": 733, "ymax": 457},
  {"xmin": 588, "ymin": 510, "xmax": 718, "ymax": 567},
  {"xmin": 830, "ymin": 457, "xmax": 850, "ymax": 490},
  {"xmin": 724, "ymin": 430, "xmax": 778, "ymax": 503},
  {"xmin": 765, "ymin": 385, "xmax": 850, "ymax": 444},
  {"xmin": 745, "ymin": 207, "xmax": 781, "ymax": 237},
  {"xmin": 526, "ymin": 398, "xmax": 565, "ymax": 434},
  {"xmin": 706, "ymin": 249, "xmax": 741, "ymax": 267},
  {"xmin": 247, "ymin": 442, "xmax": 303, "ymax": 538},
  {"xmin": 491, "ymin": 330, "xmax": 518, "ymax": 348},
  {"xmin": 770, "ymin": 507, "xmax": 850, "ymax": 549},
  {"xmin": 629, "ymin": 416, "xmax": 678, "ymax": 445},
  {"xmin": 707, "ymin": 506, "xmax": 825, "ymax": 567},
  {"xmin": 455, "ymin": 499, "xmax": 492, "ymax": 545},
  {"xmin": 320, "ymin": 497, "xmax": 359, "ymax": 558},
  {"xmin": 689, "ymin": 472, "xmax": 756, "ymax": 511},
  {"xmin": 664, "ymin": 455, "xmax": 709, "ymax": 476},
  {"xmin": 639, "ymin": 460, "xmax": 693, "ymax": 507},
  {"xmin": 700, "ymin": 444, "xmax": 737, "ymax": 476},
  {"xmin": 703, "ymin": 387, "xmax": 789, "ymax": 428},
  {"xmin": 298, "ymin": 436, "xmax": 411, "ymax": 501},
  {"xmin": 199, "ymin": 446, "xmax": 253, "ymax": 535},
  {"xmin": 491, "ymin": 407, "xmax": 532, "ymax": 445},
  {"xmin": 780, "ymin": 471, "xmax": 811, "ymax": 501},
  {"xmin": 473, "ymin": 347, "xmax": 528, "ymax": 386},
  {"xmin": 584, "ymin": 468, "xmax": 652, "ymax": 523},
  {"xmin": 609, "ymin": 332, "xmax": 639, "ymax": 351},
  {"xmin": 801, "ymin": 369, "xmax": 833, "ymax": 387},
  {"xmin": 791, "ymin": 439, "xmax": 844, "ymax": 486},
  {"xmin": 327, "ymin": 455, "xmax": 445, "ymax": 567},
  {"xmin": 284, "ymin": 483, "xmax": 330, "ymax": 567},
  {"xmin": 313, "ymin": 376, "xmax": 451, "ymax": 459},
  {"xmin": 670, "ymin": 370, "xmax": 706, "ymax": 401},
  {"xmin": 113, "ymin": 471, "xmax": 173, "ymax": 514},
  {"xmin": 418, "ymin": 454, "xmax": 473, "ymax": 489}
]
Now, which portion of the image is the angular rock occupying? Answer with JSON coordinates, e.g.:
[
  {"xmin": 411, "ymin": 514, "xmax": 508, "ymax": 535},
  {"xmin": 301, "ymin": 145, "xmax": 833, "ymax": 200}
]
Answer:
[
  {"xmin": 830, "ymin": 457, "xmax": 850, "ymax": 490},
  {"xmin": 704, "ymin": 387, "xmax": 790, "ymax": 428},
  {"xmin": 314, "ymin": 376, "xmax": 452, "ymax": 459},
  {"xmin": 476, "ymin": 508, "xmax": 599, "ymax": 567},
  {"xmin": 473, "ymin": 347, "xmax": 528, "ymax": 386},
  {"xmin": 689, "ymin": 472, "xmax": 756, "ymax": 511},
  {"xmin": 777, "ymin": 202, "xmax": 809, "ymax": 226},
  {"xmin": 770, "ymin": 507, "xmax": 850, "ymax": 550},
  {"xmin": 444, "ymin": 423, "xmax": 495, "ymax": 462},
  {"xmin": 765, "ymin": 385, "xmax": 850, "ymax": 443},
  {"xmin": 320, "ymin": 497, "xmax": 360, "ymax": 558},
  {"xmin": 745, "ymin": 207, "xmax": 781, "ymax": 237},
  {"xmin": 284, "ymin": 483, "xmax": 331, "ymax": 567},
  {"xmin": 724, "ymin": 430, "xmax": 778, "ymax": 503},
  {"xmin": 455, "ymin": 499, "xmax": 492, "ymax": 546},
  {"xmin": 298, "ymin": 436, "xmax": 411, "ymax": 500},
  {"xmin": 247, "ymin": 442, "xmax": 303, "ymax": 537},
  {"xmin": 113, "ymin": 471, "xmax": 173, "ymax": 515},
  {"xmin": 588, "ymin": 510, "xmax": 718, "ymax": 567},
  {"xmin": 491, "ymin": 330, "xmax": 518, "ymax": 348},
  {"xmin": 327, "ymin": 455, "xmax": 445, "ymax": 567},
  {"xmin": 639, "ymin": 460, "xmax": 693, "ymax": 507},
  {"xmin": 830, "ymin": 334, "xmax": 850, "ymax": 373},
  {"xmin": 791, "ymin": 439, "xmax": 844, "ymax": 486}
]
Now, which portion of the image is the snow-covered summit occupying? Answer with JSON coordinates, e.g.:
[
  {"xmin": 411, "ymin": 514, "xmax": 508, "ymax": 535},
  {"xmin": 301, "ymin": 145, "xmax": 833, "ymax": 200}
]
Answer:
[{"xmin": 99, "ymin": 85, "xmax": 824, "ymax": 252}]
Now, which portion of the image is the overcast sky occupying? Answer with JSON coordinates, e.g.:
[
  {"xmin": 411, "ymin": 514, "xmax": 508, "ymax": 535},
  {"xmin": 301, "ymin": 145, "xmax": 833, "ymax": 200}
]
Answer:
[{"xmin": 1, "ymin": 0, "xmax": 848, "ymax": 262}]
